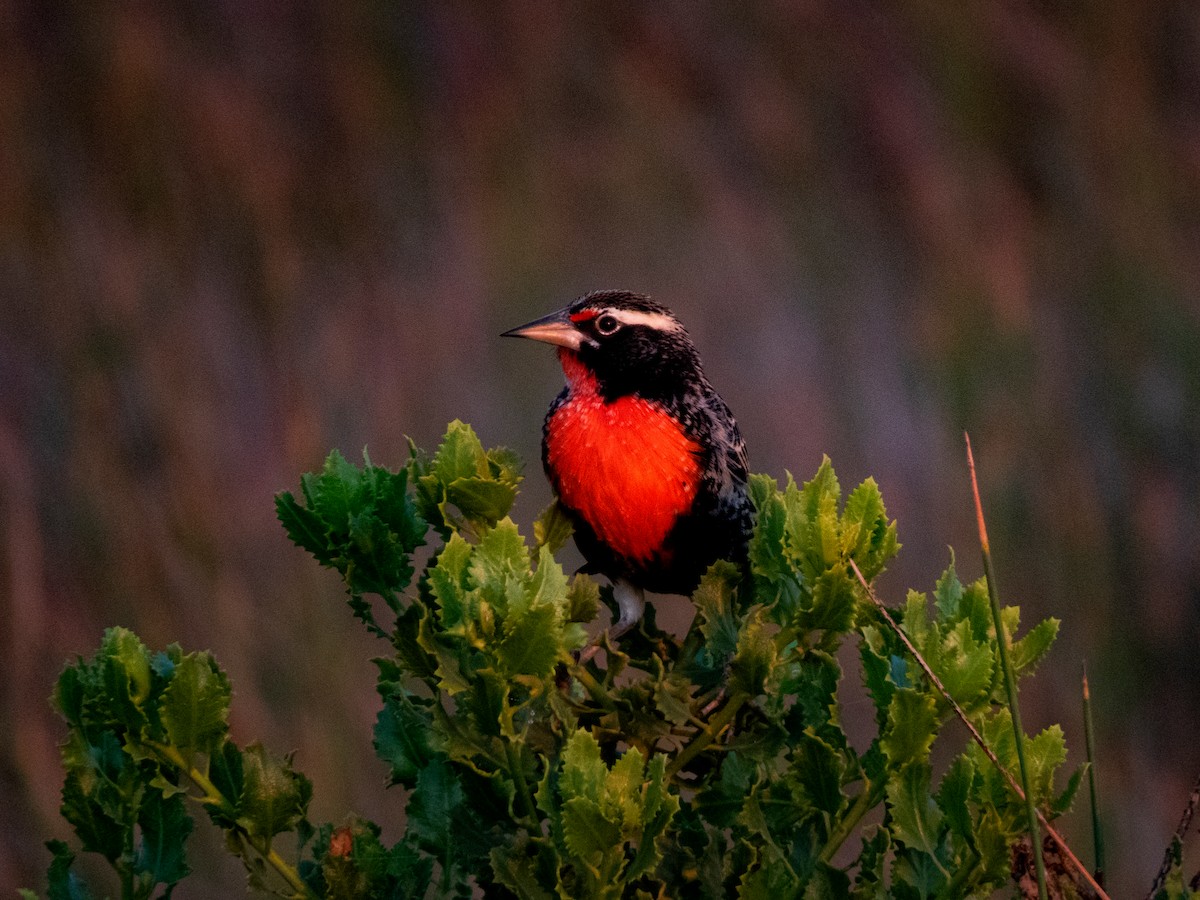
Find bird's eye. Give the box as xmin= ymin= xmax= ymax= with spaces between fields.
xmin=595 ymin=314 xmax=620 ymax=336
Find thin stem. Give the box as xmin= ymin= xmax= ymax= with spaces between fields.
xmin=504 ymin=741 xmax=544 ymax=836
xmin=145 ymin=741 xmax=317 ymax=900
xmin=819 ymin=776 xmax=885 ymax=864
xmin=566 ymin=656 xmax=618 ymax=711
xmin=1082 ymin=665 xmax=1105 ymax=887
xmin=966 ymin=433 xmax=1047 ymax=900
xmin=666 ymin=690 xmax=749 ymax=778
xmin=1146 ymin=771 xmax=1200 ymax=899
xmin=849 ymin=560 xmax=1110 ymax=900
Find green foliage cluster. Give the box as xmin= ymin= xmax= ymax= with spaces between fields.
xmin=34 ymin=420 xmax=1082 ymax=899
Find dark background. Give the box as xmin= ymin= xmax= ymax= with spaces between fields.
xmin=2 ymin=2 xmax=1198 ymax=896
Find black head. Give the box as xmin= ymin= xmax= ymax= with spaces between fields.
xmin=503 ymin=290 xmax=703 ymax=401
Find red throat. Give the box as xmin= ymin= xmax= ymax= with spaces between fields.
xmin=547 ymin=349 xmax=702 ymax=565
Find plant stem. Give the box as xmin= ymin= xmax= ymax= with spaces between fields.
xmin=819 ymin=776 xmax=885 ymax=864
xmin=566 ymin=656 xmax=618 ymax=711
xmin=966 ymin=434 xmax=1046 ymax=900
xmin=849 ymin=560 xmax=1110 ymax=900
xmin=666 ymin=690 xmax=749 ymax=778
xmin=504 ymin=741 xmax=544 ymax=835
xmin=1082 ymin=665 xmax=1105 ymax=887
xmin=145 ymin=740 xmax=317 ymax=900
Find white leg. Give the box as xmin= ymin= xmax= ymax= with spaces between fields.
xmin=610 ymin=578 xmax=645 ymax=638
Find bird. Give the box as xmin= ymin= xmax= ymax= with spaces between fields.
xmin=503 ymin=290 xmax=752 ymax=639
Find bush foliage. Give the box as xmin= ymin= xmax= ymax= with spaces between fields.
xmin=31 ymin=421 xmax=1086 ymax=899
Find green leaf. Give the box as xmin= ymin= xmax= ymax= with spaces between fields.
xmin=429 ymin=532 xmax=475 ymax=631
xmin=59 ymin=768 xmax=124 ymax=863
xmin=800 ymin=569 xmax=857 ymax=634
xmin=498 ymin=604 xmax=562 ymax=678
xmin=1050 ymin=764 xmax=1086 ymax=818
xmin=45 ymin=840 xmax=94 ymax=900
xmin=407 ymin=758 xmax=466 ymax=855
xmin=534 ymin=500 xmax=574 ymax=555
xmin=374 ymin=692 xmax=440 ymax=786
xmin=238 ymin=743 xmax=311 ymax=842
xmin=159 ymin=652 xmax=231 ymax=757
xmin=561 ymin=796 xmax=622 ymax=859
xmin=730 ymin=610 xmax=777 ymax=696
xmin=490 ymin=838 xmax=556 ymax=900
xmin=881 ymin=690 xmax=938 ymax=770
xmin=566 ymin=575 xmax=601 ymax=624
xmin=309 ymin=449 xmax=362 ymax=531
xmin=693 ymin=561 xmax=742 ymax=658
xmin=695 ymin=752 xmax=757 ymax=828
xmin=447 ymin=478 xmax=519 ymax=526
xmin=434 ymin=420 xmax=488 ymax=483
xmin=886 ymin=765 xmax=949 ymax=877
xmin=932 ymin=620 xmax=994 ymax=711
xmin=275 ymin=491 xmax=333 ymax=563
xmin=135 ymin=788 xmax=193 ymax=885
xmin=791 ymin=730 xmax=846 ymax=818
xmin=558 ymin=730 xmax=607 ymax=803
xmin=470 ymin=518 xmax=530 ymax=612
xmin=1008 ymin=617 xmax=1060 ymax=676
xmin=937 ymin=755 xmax=975 ymax=843
xmin=207 ymin=740 xmax=244 ymax=826
xmin=100 ymin=627 xmax=153 ymax=730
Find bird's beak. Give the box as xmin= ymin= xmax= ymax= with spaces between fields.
xmin=501 ymin=307 xmax=585 ymax=351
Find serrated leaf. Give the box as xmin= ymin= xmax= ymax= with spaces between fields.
xmin=498 ymin=604 xmax=561 ymax=678
xmin=730 ymin=610 xmax=777 ymax=696
xmin=60 ymin=769 xmax=124 ymax=863
xmin=447 ymin=478 xmax=518 ymax=526
xmin=800 ymin=569 xmax=857 ymax=634
xmin=529 ymin=544 xmax=569 ymax=609
xmin=694 ymin=752 xmax=757 ymax=827
xmin=429 ymin=532 xmax=475 ymax=631
xmin=469 ymin=518 xmax=530 ymax=612
xmin=1008 ymin=617 xmax=1060 ymax=676
xmin=135 ymin=788 xmax=192 ymax=885
xmin=434 ymin=420 xmax=488 ymax=483
xmin=367 ymin=463 xmax=426 ymax=552
xmin=561 ymin=796 xmax=622 ymax=858
xmin=490 ymin=839 xmax=556 ymax=900
xmin=159 ymin=653 xmax=231 ymax=757
xmin=534 ymin=501 xmax=574 ymax=555
xmin=933 ymin=620 xmax=994 ymax=711
xmin=407 ymin=758 xmax=466 ymax=854
xmin=559 ymin=731 xmax=607 ymax=802
xmin=309 ymin=450 xmax=363 ymax=530
xmin=207 ymin=740 xmax=244 ymax=826
xmin=693 ymin=561 xmax=742 ymax=658
xmin=374 ymin=692 xmax=440 ymax=786
xmin=238 ymin=743 xmax=311 ymax=842
xmin=937 ymin=755 xmax=975 ymax=843
xmin=100 ymin=627 xmax=152 ymax=730
xmin=1050 ymin=764 xmax=1085 ymax=818
xmin=791 ymin=730 xmax=846 ymax=818
xmin=881 ymin=689 xmax=938 ymax=769
xmin=886 ymin=765 xmax=948 ymax=875
xmin=274 ymin=492 xmax=333 ymax=563
xmin=45 ymin=840 xmax=94 ymax=900
xmin=566 ymin=575 xmax=600 ymax=624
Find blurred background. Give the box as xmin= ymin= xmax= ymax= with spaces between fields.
xmin=1 ymin=1 xmax=1198 ymax=895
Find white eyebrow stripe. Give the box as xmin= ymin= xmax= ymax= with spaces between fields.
xmin=606 ymin=308 xmax=682 ymax=332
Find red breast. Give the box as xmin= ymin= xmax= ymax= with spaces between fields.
xmin=546 ymin=349 xmax=702 ymax=565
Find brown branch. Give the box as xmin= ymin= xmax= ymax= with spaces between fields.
xmin=849 ymin=559 xmax=1110 ymax=900
xmin=1146 ymin=771 xmax=1200 ymax=899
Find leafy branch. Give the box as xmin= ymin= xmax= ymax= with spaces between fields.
xmin=29 ymin=420 xmax=1122 ymax=898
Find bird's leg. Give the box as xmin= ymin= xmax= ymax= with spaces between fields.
xmin=609 ymin=578 xmax=646 ymax=640
xmin=576 ymin=578 xmax=645 ymax=665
